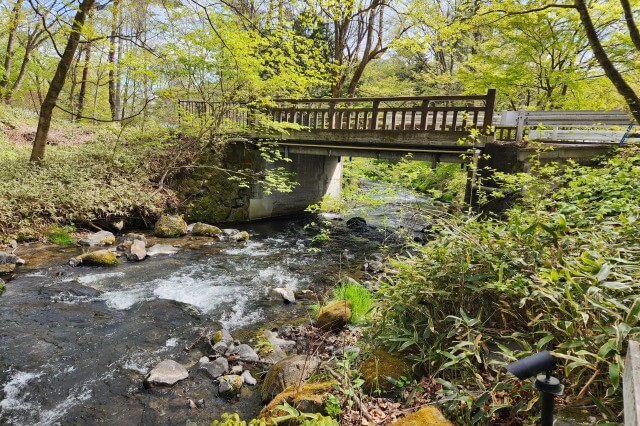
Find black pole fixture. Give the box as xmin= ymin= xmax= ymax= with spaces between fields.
xmin=505 ymin=351 xmax=564 ymax=426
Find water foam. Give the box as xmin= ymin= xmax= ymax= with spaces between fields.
xmin=0 ymin=370 xmax=43 ymax=422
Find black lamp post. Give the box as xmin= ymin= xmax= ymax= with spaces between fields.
xmin=505 ymin=351 xmax=564 ymax=426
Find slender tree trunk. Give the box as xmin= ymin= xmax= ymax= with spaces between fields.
xmin=1 ymin=0 xmax=23 ymax=98
xmin=574 ymin=0 xmax=640 ymax=122
xmin=108 ymin=0 xmax=121 ymax=121
xmin=76 ymin=41 xmax=92 ymax=120
xmin=30 ymin=0 xmax=95 ymax=163
xmin=620 ymin=0 xmax=640 ymax=52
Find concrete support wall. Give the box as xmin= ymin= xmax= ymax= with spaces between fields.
xmin=625 ymin=341 xmax=640 ymax=426
xmin=248 ymin=153 xmax=343 ymax=220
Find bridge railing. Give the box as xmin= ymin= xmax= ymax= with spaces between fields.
xmin=177 ymin=100 xmax=251 ymax=129
xmin=495 ymin=110 xmax=637 ymax=144
xmin=266 ymin=89 xmax=496 ymax=134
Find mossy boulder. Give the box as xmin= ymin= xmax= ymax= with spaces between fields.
xmin=261 ymin=355 xmax=321 ymax=403
xmin=154 ymin=215 xmax=187 ymax=238
xmin=316 ymin=300 xmax=352 ymax=330
xmin=259 ymin=381 xmax=333 ymax=421
xmin=191 ymin=222 xmax=222 ymax=237
xmin=79 ymin=250 xmax=118 ymax=267
xmin=390 ymin=407 xmax=453 ymax=426
xmin=359 ymin=351 xmax=411 ymax=394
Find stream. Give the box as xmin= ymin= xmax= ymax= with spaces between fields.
xmin=0 ymin=184 xmax=432 ymax=426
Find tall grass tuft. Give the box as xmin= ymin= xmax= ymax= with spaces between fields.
xmin=333 ymin=279 xmax=372 ymax=324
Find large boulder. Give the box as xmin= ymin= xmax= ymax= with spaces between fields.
xmin=154 ymin=215 xmax=188 ymax=238
xmin=0 ymin=252 xmax=25 ymax=266
xmin=79 ymin=231 xmax=116 ymax=246
xmin=390 ymin=407 xmax=453 ymax=426
xmin=359 ymin=351 xmax=411 ymax=394
xmin=259 ymin=382 xmax=333 ymax=420
xmin=261 ymin=355 xmax=321 ymax=403
xmin=191 ymin=223 xmax=222 ymax=237
xmin=73 ymin=250 xmax=118 ymax=267
xmin=146 ymin=360 xmax=189 ymax=386
xmin=316 ymin=300 xmax=352 ymax=330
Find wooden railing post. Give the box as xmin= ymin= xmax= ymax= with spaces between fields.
xmin=328 ymin=101 xmax=336 ymax=130
xmin=482 ymin=88 xmax=496 ymax=134
xmin=371 ymin=100 xmax=380 ymax=130
xmin=419 ymin=99 xmax=429 ymax=130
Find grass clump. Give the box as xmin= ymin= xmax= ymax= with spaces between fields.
xmin=332 ymin=279 xmax=372 ymax=324
xmin=47 ymin=226 xmax=76 ymax=246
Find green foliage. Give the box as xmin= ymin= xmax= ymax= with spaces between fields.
xmin=332 ymin=280 xmax=372 ymax=324
xmin=46 ymin=226 xmax=76 ymax=246
xmin=210 ymin=413 xmax=270 ymax=426
xmin=272 ymin=403 xmax=339 ymax=425
xmin=371 ymin=149 xmax=640 ymax=423
xmin=0 ymin=124 xmax=173 ymax=238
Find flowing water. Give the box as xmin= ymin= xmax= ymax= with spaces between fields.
xmin=0 ymin=184 xmax=433 ymax=426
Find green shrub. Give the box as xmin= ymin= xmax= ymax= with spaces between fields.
xmin=371 ymin=149 xmax=640 ymax=423
xmin=47 ymin=226 xmax=76 ymax=246
xmin=333 ymin=279 xmax=372 ymax=324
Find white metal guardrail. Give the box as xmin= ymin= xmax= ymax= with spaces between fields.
xmin=498 ymin=110 xmax=637 ymax=144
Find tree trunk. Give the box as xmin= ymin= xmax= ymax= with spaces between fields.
xmin=76 ymin=41 xmax=92 ymax=120
xmin=1 ymin=0 xmax=23 ymax=96
xmin=108 ymin=0 xmax=121 ymax=121
xmin=574 ymin=0 xmax=640 ymax=122
xmin=30 ymin=0 xmax=95 ymax=163
xmin=620 ymin=0 xmax=640 ymax=52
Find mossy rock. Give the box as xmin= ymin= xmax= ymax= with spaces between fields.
xmin=80 ymin=250 xmax=118 ymax=267
xmin=154 ymin=214 xmax=187 ymax=238
xmin=390 ymin=406 xmax=453 ymax=426
xmin=316 ymin=300 xmax=352 ymax=330
xmin=191 ymin=222 xmax=222 ymax=237
xmin=259 ymin=381 xmax=334 ymax=421
xmin=0 ymin=278 xmax=5 ymax=295
xmin=261 ymin=355 xmax=321 ymax=403
xmin=359 ymin=351 xmax=411 ymax=394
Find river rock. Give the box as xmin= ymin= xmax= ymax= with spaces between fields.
xmin=72 ymin=249 xmax=118 ymax=267
xmin=359 ymin=351 xmax=411 ymax=394
xmin=146 ymin=244 xmax=179 ymax=256
xmin=259 ymin=382 xmax=333 ymax=420
xmin=241 ymin=370 xmax=257 ymax=386
xmin=199 ymin=356 xmax=210 ymax=365
xmin=366 ymin=260 xmax=384 ymax=273
xmin=229 ymin=231 xmax=250 ymax=242
xmin=259 ymin=345 xmax=288 ymax=365
xmin=390 ymin=407 xmax=453 ymax=426
xmin=271 ymin=287 xmax=295 ymax=304
xmin=231 ymin=365 xmax=243 ymax=374
xmin=212 ymin=341 xmax=228 ymax=355
xmin=146 ymin=360 xmax=189 ymax=386
xmin=346 ymin=216 xmax=367 ymax=231
xmin=229 ymin=344 xmax=259 ymax=362
xmin=262 ymin=330 xmax=296 ymax=353
xmin=200 ymin=357 xmax=228 ymax=379
xmin=218 ymin=374 xmax=243 ymax=396
xmin=191 ymin=223 xmax=222 ymax=237
xmin=316 ymin=300 xmax=352 ymax=330
xmin=126 ymin=240 xmax=147 ymax=261
xmin=154 ymin=214 xmax=188 ymax=238
xmin=261 ymin=355 xmax=321 ymax=403
xmin=123 ymin=233 xmax=147 ymax=245
xmin=212 ymin=328 xmax=233 ymax=345
xmin=222 ymin=229 xmax=240 ymax=237
xmin=80 ymin=231 xmax=116 ymax=246
xmin=0 ymin=251 xmax=25 ymax=266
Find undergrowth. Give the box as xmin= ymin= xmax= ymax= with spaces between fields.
xmin=0 ymin=125 xmax=177 ymax=240
xmin=371 ymin=148 xmax=640 ymax=424
xmin=333 ymin=280 xmax=372 ymax=324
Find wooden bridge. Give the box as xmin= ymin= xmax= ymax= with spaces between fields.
xmin=178 ymin=89 xmax=496 ymax=163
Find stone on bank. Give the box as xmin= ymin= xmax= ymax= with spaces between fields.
xmin=154 ymin=214 xmax=188 ymax=238
xmin=146 ymin=360 xmax=189 ymax=386
xmin=190 ymin=222 xmax=222 ymax=237
xmin=261 ymin=354 xmax=321 ymax=403
xmin=390 ymin=406 xmax=453 ymax=426
xmin=316 ymin=300 xmax=352 ymax=330
xmin=70 ymin=249 xmax=118 ymax=267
